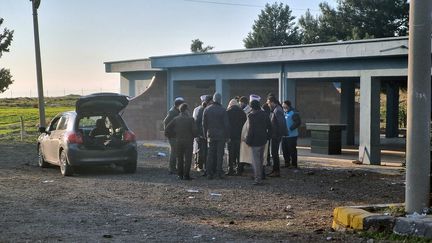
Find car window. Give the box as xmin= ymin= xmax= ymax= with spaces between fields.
xmin=56 ymin=116 xmax=68 ymax=130
xmin=49 ymin=117 xmax=61 ymax=131
xmin=79 ymin=116 xmax=102 ymax=128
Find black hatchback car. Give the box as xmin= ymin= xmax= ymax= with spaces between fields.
xmin=37 ymin=93 xmax=137 ymax=176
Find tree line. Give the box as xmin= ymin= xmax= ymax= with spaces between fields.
xmin=193 ymin=0 xmax=409 ymax=52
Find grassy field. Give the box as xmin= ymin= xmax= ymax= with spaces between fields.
xmin=0 ymin=96 xmax=78 ymax=142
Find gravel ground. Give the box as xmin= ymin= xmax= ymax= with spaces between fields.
xmin=0 ymin=142 xmax=405 ymax=242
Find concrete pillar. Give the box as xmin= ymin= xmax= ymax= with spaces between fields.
xmin=167 ymin=71 xmax=173 ymax=110
xmin=129 ymin=80 xmax=136 ymax=97
xmin=359 ymin=75 xmax=381 ymax=165
xmin=385 ymin=83 xmax=399 ymax=138
xmin=340 ymin=81 xmax=355 ymax=145
xmin=279 ymin=64 xmax=286 ymax=102
xmin=405 ymin=0 xmax=432 ymax=213
xmin=215 ymin=78 xmax=229 ymax=106
xmin=285 ymin=79 xmax=296 ymax=107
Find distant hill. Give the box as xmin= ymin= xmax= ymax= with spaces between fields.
xmin=0 ymin=95 xmax=80 ymax=108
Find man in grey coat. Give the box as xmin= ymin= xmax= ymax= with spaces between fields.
xmin=163 ymin=97 xmax=184 ymax=174
xmin=202 ymin=92 xmax=230 ymax=179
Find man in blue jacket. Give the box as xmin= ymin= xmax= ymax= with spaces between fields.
xmin=282 ymin=100 xmax=301 ymax=168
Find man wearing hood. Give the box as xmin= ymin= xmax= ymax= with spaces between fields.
xmin=226 ymin=99 xmax=247 ymax=175
xmin=202 ymin=92 xmax=230 ymax=179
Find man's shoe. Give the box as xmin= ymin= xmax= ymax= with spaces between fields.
xmin=225 ymin=170 xmax=235 ymax=176
xmin=267 ymin=171 xmax=280 ymax=177
xmin=253 ymin=181 xmax=263 ymax=186
xmin=184 ymin=175 xmax=193 ymax=180
xmin=177 ymin=175 xmax=184 ymax=180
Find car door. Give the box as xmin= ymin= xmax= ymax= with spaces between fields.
xmin=49 ymin=115 xmax=69 ymax=164
xmin=43 ymin=116 xmax=61 ymax=163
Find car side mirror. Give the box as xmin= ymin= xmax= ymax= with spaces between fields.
xmin=39 ymin=127 xmax=50 ymax=134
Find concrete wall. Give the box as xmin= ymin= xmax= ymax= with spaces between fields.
xmin=122 ymin=72 xmax=167 ymax=140
xmin=120 ymin=71 xmax=155 ymax=97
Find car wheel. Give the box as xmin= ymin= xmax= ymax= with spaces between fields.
xmin=38 ymin=146 xmax=49 ymax=168
xmin=123 ymin=160 xmax=137 ymax=174
xmin=60 ymin=150 xmax=73 ymax=176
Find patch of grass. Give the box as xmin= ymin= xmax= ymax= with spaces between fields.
xmin=359 ymin=231 xmax=432 ymax=243
xmin=0 ymin=96 xmax=77 ymax=142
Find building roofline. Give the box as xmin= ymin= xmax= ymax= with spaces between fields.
xmin=150 ymin=36 xmax=409 ymax=59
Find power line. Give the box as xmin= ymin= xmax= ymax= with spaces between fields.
xmin=183 ymin=0 xmax=320 ymax=12
xmin=184 ymin=0 xmax=262 ymax=8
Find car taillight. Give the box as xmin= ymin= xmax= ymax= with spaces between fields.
xmin=66 ymin=132 xmax=83 ymax=144
xmin=123 ymin=130 xmax=136 ymax=142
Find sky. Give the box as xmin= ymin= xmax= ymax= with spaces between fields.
xmin=0 ymin=0 xmax=336 ymax=98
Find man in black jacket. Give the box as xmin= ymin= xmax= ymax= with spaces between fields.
xmin=266 ymin=96 xmax=287 ymax=177
xmin=165 ymin=103 xmax=198 ymax=180
xmin=202 ymin=92 xmax=230 ymax=179
xmin=226 ymin=99 xmax=247 ymax=175
xmin=163 ymin=97 xmax=184 ymax=174
xmin=245 ymin=100 xmax=272 ymax=185
xmin=192 ymin=95 xmax=212 ymax=173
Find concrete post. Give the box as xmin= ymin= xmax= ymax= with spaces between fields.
xmin=31 ymin=0 xmax=46 ymax=128
xmin=167 ymin=71 xmax=173 ymax=111
xmin=286 ymin=79 xmax=296 ymax=107
xmin=359 ymin=75 xmax=381 ymax=165
xmin=385 ymin=83 xmax=399 ymax=138
xmin=129 ymin=80 xmax=136 ymax=97
xmin=215 ymin=78 xmax=229 ymax=106
xmin=405 ymin=0 xmax=432 ymax=214
xmin=279 ymin=64 xmax=286 ymax=102
xmin=340 ymin=81 xmax=355 ymax=145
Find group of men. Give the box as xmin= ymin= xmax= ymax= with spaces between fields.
xmin=163 ymin=92 xmax=301 ymax=185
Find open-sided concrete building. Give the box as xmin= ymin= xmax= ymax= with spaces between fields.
xmin=105 ymin=36 xmax=428 ymax=165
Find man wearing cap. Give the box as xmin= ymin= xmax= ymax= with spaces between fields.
xmin=239 ymin=94 xmax=261 ymax=174
xmin=245 ymin=99 xmax=272 ymax=185
xmin=192 ymin=95 xmax=212 ymax=173
xmin=226 ymin=98 xmax=247 ymax=175
xmin=165 ymin=103 xmax=198 ymax=180
xmin=202 ymin=92 xmax=230 ymax=179
xmin=163 ymin=97 xmax=184 ymax=174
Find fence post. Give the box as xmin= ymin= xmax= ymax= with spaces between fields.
xmin=20 ymin=116 xmax=26 ymax=141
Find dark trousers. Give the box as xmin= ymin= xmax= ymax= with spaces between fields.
xmin=266 ymin=139 xmax=271 ymax=166
xmin=176 ymin=140 xmax=193 ymax=178
xmin=282 ymin=136 xmax=298 ymax=167
xmin=228 ymin=139 xmax=241 ymax=173
xmin=168 ymin=138 xmax=177 ymax=172
xmin=207 ymin=140 xmax=225 ymax=176
xmin=271 ymin=137 xmax=282 ymax=172
xmin=194 ymin=137 xmax=207 ymax=170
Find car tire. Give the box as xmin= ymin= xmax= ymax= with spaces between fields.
xmin=38 ymin=146 xmax=49 ymax=168
xmin=60 ymin=150 xmax=73 ymax=176
xmin=123 ymin=160 xmax=137 ymax=174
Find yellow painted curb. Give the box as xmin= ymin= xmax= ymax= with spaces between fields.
xmin=332 ymin=207 xmax=377 ymax=230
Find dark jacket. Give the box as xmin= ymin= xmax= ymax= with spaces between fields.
xmin=227 ymin=105 xmax=247 ymax=140
xmin=202 ymin=102 xmax=230 ymax=141
xmin=245 ymin=109 xmax=272 ymax=147
xmin=270 ymin=105 xmax=288 ymax=139
xmin=193 ymin=105 xmax=205 ymax=137
xmin=165 ymin=113 xmax=198 ymax=142
xmin=163 ymin=106 xmax=180 ymax=138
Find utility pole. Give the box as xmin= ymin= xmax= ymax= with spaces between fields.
xmin=405 ymin=0 xmax=432 ymax=214
xmin=30 ymin=0 xmax=46 ymax=127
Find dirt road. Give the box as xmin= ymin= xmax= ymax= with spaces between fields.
xmin=0 ymin=142 xmax=404 ymax=242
